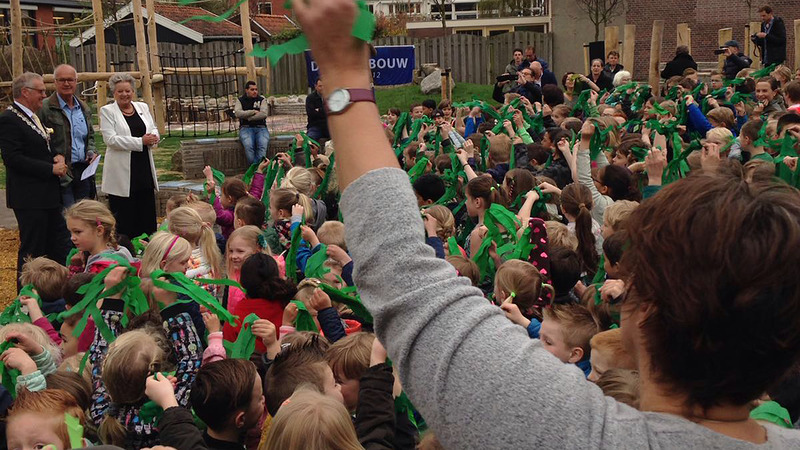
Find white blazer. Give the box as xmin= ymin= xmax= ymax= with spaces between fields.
xmin=99 ymin=101 xmax=159 ymax=197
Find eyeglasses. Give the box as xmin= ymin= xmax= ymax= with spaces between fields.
xmin=56 ymin=78 xmax=77 ymax=83
xmin=23 ymin=86 xmax=46 ymax=94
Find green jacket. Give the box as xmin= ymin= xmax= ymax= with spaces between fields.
xmin=37 ymin=92 xmax=95 ymax=165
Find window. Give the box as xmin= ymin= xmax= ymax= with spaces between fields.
xmin=455 ymin=29 xmax=482 ymax=36
xmin=257 ymin=2 xmax=272 ymax=14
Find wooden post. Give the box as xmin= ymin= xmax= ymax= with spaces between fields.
xmin=676 ymin=23 xmax=691 ymax=53
xmin=145 ymin=0 xmax=166 ymax=134
xmin=131 ymin=0 xmax=154 ymax=115
xmin=604 ymin=26 xmax=620 ymax=55
xmin=91 ymin=0 xmax=108 ymax=108
xmin=583 ymin=44 xmax=590 ymax=75
xmin=795 ymin=20 xmax=800 ymax=72
xmin=718 ymin=28 xmax=732 ymax=71
xmin=10 ymin=0 xmax=23 ymax=78
xmin=622 ymin=24 xmax=635 ymax=77
xmin=749 ymin=21 xmax=762 ymax=68
xmin=239 ymin=1 xmax=257 ymax=82
xmin=648 ymin=20 xmax=664 ymax=92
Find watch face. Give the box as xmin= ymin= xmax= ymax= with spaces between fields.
xmin=328 ymin=89 xmax=351 ymax=113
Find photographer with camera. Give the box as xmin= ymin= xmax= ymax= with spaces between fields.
xmin=751 ymin=5 xmax=786 ymax=67
xmin=718 ymin=40 xmax=752 ymax=80
xmin=492 ymin=68 xmax=542 ymax=104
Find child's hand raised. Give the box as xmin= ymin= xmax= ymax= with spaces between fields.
xmin=145 ymin=372 xmax=179 ymax=410
xmin=202 ymin=165 xmax=213 ymax=182
xmin=599 ymin=279 xmax=625 ymax=304
xmin=5 ymin=332 xmax=44 ymax=356
xmin=500 ymin=301 xmax=531 ymax=328
xmin=282 ymin=302 xmax=299 ymax=326
xmin=309 ymin=288 xmax=332 ymax=311
xmin=1 ymin=347 xmax=37 ymax=375
xmin=103 ymin=266 xmax=129 ymax=298
xmin=300 ymin=225 xmax=320 ymax=247
xmin=251 ymin=319 xmax=278 ymax=347
xmin=202 ymin=311 xmax=221 ymax=334
xmin=291 ymin=204 xmax=304 ymax=218
xmin=257 ymin=158 xmax=271 ymax=173
xmin=422 ymin=211 xmax=439 ymax=238
xmin=783 ymin=156 xmax=798 ymax=171
xmin=18 ymin=295 xmax=43 ymax=322
xmin=538 ymin=181 xmax=561 ymax=196
xmin=326 ymin=244 xmax=352 ymax=265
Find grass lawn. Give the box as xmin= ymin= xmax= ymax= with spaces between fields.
xmin=0 ymin=83 xmax=496 ymax=184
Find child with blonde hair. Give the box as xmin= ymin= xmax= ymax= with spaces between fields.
xmin=168 ymin=206 xmax=223 ymax=281
xmin=6 ymin=388 xmax=89 ymax=449
xmin=596 ymin=369 xmax=640 ymax=409
xmin=281 ymin=167 xmax=327 ymax=230
xmin=65 ymin=199 xmax=135 ymax=274
xmin=601 ymin=200 xmax=638 ymax=238
xmin=263 ymin=386 xmax=360 ymax=450
xmin=19 ymin=256 xmax=69 ymax=330
xmin=545 ymin=221 xmax=578 ymax=251
xmin=588 ymin=328 xmax=636 ymax=382
xmin=446 ymin=255 xmax=480 ymax=286
xmin=266 ymin=188 xmax=313 ymax=253
xmin=225 ymin=225 xmax=276 ymax=311
xmin=0 ymin=327 xmax=60 ymax=393
xmin=138 ymin=231 xmax=193 ymax=278
xmin=325 ymin=332 xmax=374 ymax=411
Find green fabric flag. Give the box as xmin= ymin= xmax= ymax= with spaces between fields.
xmin=65 ymin=248 xmax=79 ymax=267
xmin=242 ymin=162 xmax=260 ymax=187
xmin=484 ymin=203 xmax=520 ymax=246
xmin=131 ymin=233 xmax=149 ymax=257
xmin=305 ymin=244 xmax=331 ymax=279
xmin=408 ymin=156 xmax=429 ymax=184
xmin=299 ymin=132 xmax=320 ymax=168
xmin=205 ymin=167 xmax=225 ymax=205
xmin=318 ymin=283 xmax=373 ymax=324
xmin=292 ymin=300 xmax=318 ymax=332
xmin=592 ymin=254 xmax=607 ymax=285
xmin=65 ymin=413 xmax=84 ymax=448
xmin=0 ymin=340 xmax=21 ymax=398
xmin=447 ymin=237 xmax=460 ymax=256
xmin=506 ymin=226 xmax=533 ymax=261
xmin=750 ymin=63 xmax=778 ymax=79
xmin=226 ymin=313 xmax=260 ymax=360
xmin=0 ymin=284 xmax=38 ymax=326
xmin=471 ymin=235 xmax=496 ymax=280
xmin=285 ymin=220 xmax=304 ymax=282
xmin=148 ymin=270 xmax=238 ymax=326
xmin=255 ymin=0 xmax=376 ymax=65
xmin=750 ymin=400 xmax=792 ymax=428
xmin=392 ymin=112 xmax=411 ymax=147
xmin=394 ymin=391 xmax=419 ymax=430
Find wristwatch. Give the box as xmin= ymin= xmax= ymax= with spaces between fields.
xmin=325 ymin=88 xmax=375 ymax=115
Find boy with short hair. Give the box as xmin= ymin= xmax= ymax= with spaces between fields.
xmin=234 ymin=197 xmax=266 ymax=229
xmin=412 ymin=174 xmax=446 ymax=207
xmin=785 ymin=80 xmax=800 ymax=112
xmin=264 ymin=338 xmax=344 ymax=417
xmin=19 ymin=257 xmax=68 ymax=325
xmin=540 ymin=303 xmax=599 ymax=377
xmin=736 ymin=118 xmax=773 ymax=162
xmin=325 ymin=332 xmax=374 ymax=411
xmin=601 ymin=200 xmax=639 ymax=238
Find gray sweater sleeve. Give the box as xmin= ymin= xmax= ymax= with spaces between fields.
xmin=577 ymin=150 xmax=614 ymax=224
xmin=341 ymin=167 xmax=800 ymax=449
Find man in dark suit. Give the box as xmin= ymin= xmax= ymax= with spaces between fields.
xmin=0 ymin=72 xmax=71 ymax=282
xmin=751 ymin=5 xmax=786 ymax=67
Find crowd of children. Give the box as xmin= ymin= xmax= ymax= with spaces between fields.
xmin=4 ymin=1 xmax=800 ymax=447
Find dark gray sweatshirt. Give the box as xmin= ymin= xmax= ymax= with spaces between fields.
xmin=341 ymin=167 xmax=800 ymax=449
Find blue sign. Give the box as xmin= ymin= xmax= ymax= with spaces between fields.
xmin=305 ymin=45 xmax=415 ymax=88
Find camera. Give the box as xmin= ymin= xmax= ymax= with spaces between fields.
xmin=713 ymin=48 xmax=727 ymax=55
xmin=496 ymin=74 xmax=516 ymax=83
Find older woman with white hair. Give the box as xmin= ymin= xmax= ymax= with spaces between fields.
xmin=612 ymin=70 xmax=632 ymax=87
xmin=99 ymin=72 xmax=159 ymax=238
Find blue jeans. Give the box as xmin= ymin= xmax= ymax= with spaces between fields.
xmin=240 ymin=126 xmax=269 ymax=165
xmin=61 ymin=162 xmax=94 ymax=207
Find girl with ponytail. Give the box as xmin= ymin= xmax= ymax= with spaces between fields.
xmin=223 ymin=252 xmax=297 ymax=353
xmin=65 ymin=199 xmax=136 ymax=274
xmin=560 ymin=183 xmax=602 ymax=279
xmin=168 ymin=206 xmax=223 ymax=281
xmin=465 ymin=175 xmax=509 ymax=257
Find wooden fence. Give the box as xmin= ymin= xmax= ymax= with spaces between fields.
xmin=63 ymin=31 xmax=551 ymax=96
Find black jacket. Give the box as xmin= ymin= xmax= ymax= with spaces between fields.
xmin=752 ymin=17 xmax=786 ymax=66
xmin=588 ymin=72 xmax=614 ymax=92
xmin=661 ymin=53 xmax=698 ymax=79
xmin=723 ymin=53 xmax=752 ymax=80
xmin=305 ymin=89 xmax=329 ymax=137
xmin=355 ymin=363 xmax=418 ymax=449
xmin=0 ymin=104 xmax=62 ymax=210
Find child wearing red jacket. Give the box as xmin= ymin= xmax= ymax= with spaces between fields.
xmin=223 ymin=253 xmax=296 ymax=353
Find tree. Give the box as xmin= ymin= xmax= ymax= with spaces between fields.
xmin=575 ymin=0 xmax=625 ymax=42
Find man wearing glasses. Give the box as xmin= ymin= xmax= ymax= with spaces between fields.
xmin=0 ymin=72 xmax=71 ymax=282
xmin=38 ymin=64 xmax=96 ymax=206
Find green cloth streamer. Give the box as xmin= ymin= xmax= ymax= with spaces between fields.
xmin=750 ymin=401 xmax=792 ymax=428
xmin=479 ymin=135 xmax=490 ymax=172
xmin=131 ymin=233 xmax=149 ymax=257
xmin=292 ymin=300 xmax=318 ymax=332
xmin=592 ymin=254 xmax=607 ymax=285
xmin=471 ymin=234 xmax=496 ymax=280
xmin=65 ymin=413 xmax=84 ymax=448
xmin=484 ymin=203 xmax=520 ymax=246
xmin=392 ymin=112 xmax=411 ymax=147
xmin=447 ymin=237 xmax=460 ymax=256
xmin=138 ymin=400 xmax=164 ymax=425
xmin=205 ymin=167 xmax=226 ymax=205
xmin=179 ymin=0 xmax=246 ymax=23
xmin=65 ymin=248 xmax=79 ymax=267
xmin=148 ymin=270 xmax=239 ymax=325
xmin=226 ymin=313 xmax=260 ymax=360
xmin=242 ymin=162 xmax=260 ymax=187
xmin=569 ymin=90 xmax=594 ymax=117
xmin=256 ymin=0 xmax=376 ymax=65
xmin=506 ymin=226 xmax=533 ymax=261
xmin=318 ymin=283 xmax=373 ymax=324
xmin=299 ymin=132 xmax=320 ymax=168
xmin=0 ymin=284 xmax=39 ymax=326
xmin=773 ymin=135 xmax=799 ymax=187
xmin=305 ymin=244 xmax=331 ymax=279
xmin=750 ymin=63 xmax=778 ymax=79
xmin=0 ymin=340 xmax=21 ymax=398
xmin=285 ymin=220 xmax=304 ymax=282
xmin=408 ymin=156 xmax=429 ymax=184
xmin=394 ymin=391 xmax=419 ymax=430
xmin=313 ymin=152 xmax=335 ymax=199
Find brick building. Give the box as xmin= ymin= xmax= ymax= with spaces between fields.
xmin=625 ymin=0 xmax=799 ymax=79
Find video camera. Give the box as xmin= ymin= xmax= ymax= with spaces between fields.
xmin=496 ymin=74 xmax=516 ymax=83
